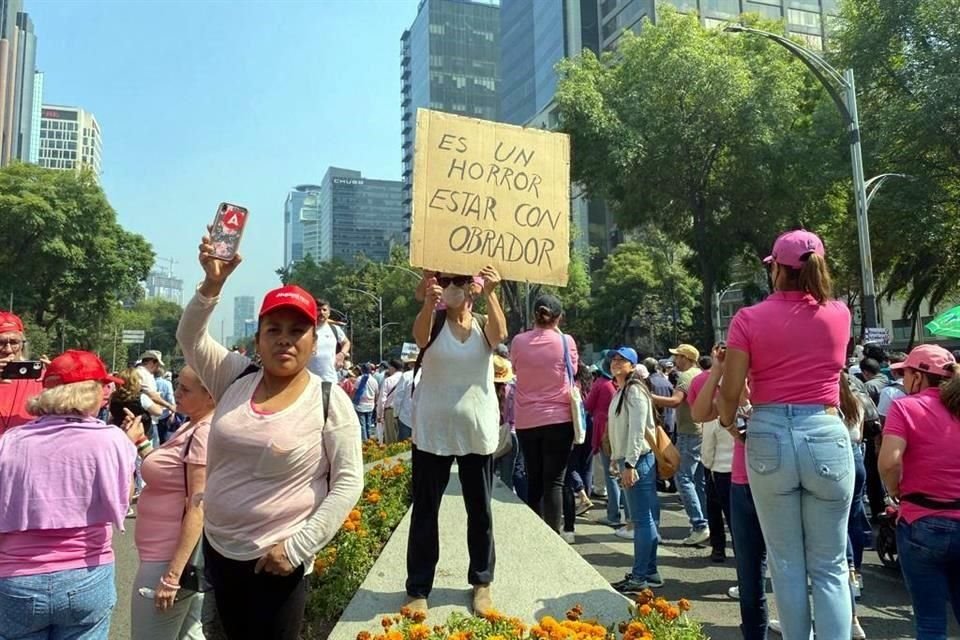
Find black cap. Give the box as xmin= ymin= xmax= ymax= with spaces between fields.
xmin=533 ymin=293 xmax=563 ymax=319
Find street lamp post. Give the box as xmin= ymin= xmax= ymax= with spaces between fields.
xmin=724 ymin=25 xmax=879 ymax=330
xmin=347 ymin=287 xmax=383 ymax=362
xmin=865 ymin=173 xmax=912 ymax=209
xmin=713 ymin=281 xmax=748 ymax=345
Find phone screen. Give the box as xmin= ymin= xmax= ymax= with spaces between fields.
xmin=1 ymin=361 xmax=43 ymax=379
xmin=210 ymin=202 xmax=249 ymax=261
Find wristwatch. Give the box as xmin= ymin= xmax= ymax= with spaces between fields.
xmin=624 ymin=462 xmax=635 ymax=469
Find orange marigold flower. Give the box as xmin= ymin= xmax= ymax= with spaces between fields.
xmin=399 ymin=606 xmax=412 ymax=619
xmin=678 ymin=598 xmax=691 ymax=612
xmin=349 ymin=508 xmax=362 ymax=522
xmin=408 ymin=624 xmax=430 ymax=640
xmin=381 ymin=617 xmax=393 ymax=628
xmin=410 ymin=610 xmax=427 ymax=623
xmin=366 ymin=492 xmax=382 ymax=504
xmin=379 ymin=510 xmax=388 ymax=519
xmin=386 ymin=631 xmax=403 ymax=640
xmin=343 ymin=521 xmax=358 ymax=532
xmin=638 ymin=604 xmax=652 ymax=617
xmin=357 ymin=632 xmax=372 ymax=640
xmin=664 ymin=607 xmax=679 ymax=621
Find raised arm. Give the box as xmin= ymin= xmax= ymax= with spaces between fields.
xmin=176 ymin=230 xmax=251 ymax=400
xmin=479 ymin=265 xmax=508 ymax=348
xmin=413 ymin=276 xmax=442 ymax=348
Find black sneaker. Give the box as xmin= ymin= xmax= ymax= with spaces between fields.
xmin=645 ymin=573 xmax=665 ymax=588
xmin=611 ymin=575 xmax=648 ymax=594
xmin=711 ymin=549 xmax=726 ymax=563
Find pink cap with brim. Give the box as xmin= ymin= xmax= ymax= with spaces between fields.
xmin=764 ymin=230 xmax=825 ymax=269
xmin=890 ymin=344 xmax=956 ymax=377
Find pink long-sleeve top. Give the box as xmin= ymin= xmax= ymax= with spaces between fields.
xmin=0 ymin=415 xmax=137 ymax=577
xmin=511 ymin=328 xmax=579 ymax=429
xmin=176 ymin=290 xmax=364 ymax=569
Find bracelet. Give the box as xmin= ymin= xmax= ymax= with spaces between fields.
xmin=159 ymin=577 xmax=181 ymax=590
xmin=137 ymin=441 xmax=152 ymax=453
xmin=134 ymin=436 xmax=148 ymax=446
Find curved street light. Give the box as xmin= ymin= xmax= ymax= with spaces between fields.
xmin=381 ymin=264 xmax=423 ymax=280
xmin=724 ymin=24 xmax=878 ymax=330
xmin=865 ymin=173 xmax=912 ymax=209
xmin=714 ymin=280 xmax=749 ymax=344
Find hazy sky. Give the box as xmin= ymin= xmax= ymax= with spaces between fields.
xmin=30 ymin=0 xmax=417 ymax=341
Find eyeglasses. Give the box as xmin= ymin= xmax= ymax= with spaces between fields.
xmin=0 ymin=339 xmax=24 ymax=349
xmin=437 ymin=276 xmax=472 ymax=288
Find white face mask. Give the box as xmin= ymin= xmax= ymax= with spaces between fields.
xmin=442 ymin=285 xmax=466 ymax=308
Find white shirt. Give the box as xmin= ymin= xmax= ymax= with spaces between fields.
xmin=392 ymin=369 xmax=420 ymax=427
xmin=412 ymin=319 xmax=498 ymax=456
xmin=377 ymin=371 xmax=403 ymax=421
xmin=701 ymin=420 xmax=734 ymax=473
xmin=307 ymin=322 xmax=346 ymax=383
xmin=136 ymin=365 xmax=159 ymax=423
xmin=607 ymin=383 xmax=655 ymax=467
xmin=353 ymin=374 xmax=379 ymax=413
xmin=877 ymin=380 xmax=906 ymax=418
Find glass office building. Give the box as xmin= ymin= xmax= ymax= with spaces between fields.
xmin=283 ymin=184 xmax=321 ymax=267
xmin=599 ymin=0 xmax=837 ymax=51
xmin=301 ymin=167 xmax=404 ymax=265
xmin=401 ymin=0 xmax=500 ymax=239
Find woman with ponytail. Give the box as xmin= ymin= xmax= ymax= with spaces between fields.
xmin=718 ymin=229 xmax=854 ymax=640
xmin=879 ymin=344 xmax=960 ymax=638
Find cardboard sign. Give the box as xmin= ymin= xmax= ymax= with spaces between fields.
xmin=400 ymin=342 xmax=420 ymax=362
xmin=410 ymin=109 xmax=570 ymax=286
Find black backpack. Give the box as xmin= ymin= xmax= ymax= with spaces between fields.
xmin=234 ymin=364 xmax=332 ymax=421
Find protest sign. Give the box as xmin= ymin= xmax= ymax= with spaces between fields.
xmin=409 ymin=109 xmax=570 ymax=286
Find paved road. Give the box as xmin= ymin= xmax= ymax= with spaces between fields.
xmin=111 ymin=492 xmax=952 ymax=639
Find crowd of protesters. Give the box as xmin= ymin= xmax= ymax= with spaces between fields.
xmin=1 ymin=226 xmax=958 ymax=640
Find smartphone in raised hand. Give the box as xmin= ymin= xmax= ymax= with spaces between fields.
xmin=1 ymin=361 xmax=43 ymax=379
xmin=209 ymin=202 xmax=249 ymax=261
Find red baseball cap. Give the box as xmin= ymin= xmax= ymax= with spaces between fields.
xmin=43 ymin=350 xmax=125 ymax=389
xmin=891 ymin=344 xmax=956 ymax=378
xmin=259 ymin=285 xmax=318 ymax=323
xmin=0 ymin=311 xmax=24 ymax=334
xmin=763 ymin=230 xmax=825 ymax=269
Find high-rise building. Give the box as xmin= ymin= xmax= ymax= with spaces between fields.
xmin=233 ymin=296 xmax=255 ymax=342
xmin=599 ymin=0 xmax=836 ymax=52
xmin=28 ymin=69 xmax=40 ymax=163
xmin=283 ymin=184 xmax=322 ymax=267
xmin=400 ymin=0 xmax=500 ymax=239
xmin=37 ymin=105 xmax=103 ymax=178
xmin=144 ymin=270 xmax=184 ymax=306
xmin=0 ymin=1 xmax=38 ymax=165
xmin=302 ymin=167 xmax=404 ymax=264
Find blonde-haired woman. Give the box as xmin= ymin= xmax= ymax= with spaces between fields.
xmin=0 ymin=350 xmax=137 ymax=639
xmin=130 ymin=365 xmax=214 ymax=640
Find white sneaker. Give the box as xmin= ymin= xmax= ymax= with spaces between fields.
xmin=614 ymin=526 xmax=634 ymax=540
xmin=768 ymin=619 xmax=782 ymax=635
xmin=727 ymin=586 xmax=739 ymax=600
xmin=681 ymin=528 xmax=710 ymax=546
xmin=560 ymin=531 xmax=575 ymax=544
xmin=852 ymin=619 xmax=866 ymax=639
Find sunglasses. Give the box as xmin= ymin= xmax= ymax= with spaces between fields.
xmin=437 ymin=276 xmax=472 ymax=288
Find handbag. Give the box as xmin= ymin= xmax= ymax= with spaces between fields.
xmin=643 ymin=405 xmax=681 ymax=480
xmin=177 ymin=429 xmax=208 ymax=597
xmin=493 ymin=422 xmax=514 ymax=459
xmin=560 ymin=332 xmax=587 ymax=445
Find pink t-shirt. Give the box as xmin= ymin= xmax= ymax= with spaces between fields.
xmin=883 ymin=388 xmax=960 ymax=524
xmin=511 ymin=329 xmax=578 ymax=429
xmin=687 ymin=371 xmax=749 ymax=484
xmin=726 ymin=291 xmax=850 ymax=406
xmin=0 ymin=526 xmax=113 ymax=578
xmin=135 ymin=418 xmax=210 ymax=562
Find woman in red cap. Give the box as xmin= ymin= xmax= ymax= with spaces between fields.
xmin=175 ymin=230 xmax=363 ymax=640
xmin=879 ymin=344 xmax=960 ymax=638
xmin=0 ymin=350 xmax=137 ymax=639
xmin=718 ymin=229 xmax=854 ymax=640
xmin=0 ymin=310 xmax=44 ymax=437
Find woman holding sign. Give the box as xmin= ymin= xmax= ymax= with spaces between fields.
xmin=406 ymin=266 xmax=507 ymax=616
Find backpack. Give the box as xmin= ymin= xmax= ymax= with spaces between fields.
xmin=234 ymin=364 xmax=332 ymax=421
xmin=411 ymin=309 xmax=488 ymax=393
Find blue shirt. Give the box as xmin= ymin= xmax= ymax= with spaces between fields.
xmin=155 ymin=377 xmax=175 ymax=420
xmin=649 ymin=372 xmax=676 ymax=431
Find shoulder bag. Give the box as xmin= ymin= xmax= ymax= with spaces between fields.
xmin=560 ymin=332 xmax=587 ymax=445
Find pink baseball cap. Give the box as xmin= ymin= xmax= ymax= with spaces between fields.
xmin=763 ymin=230 xmax=825 ymax=269
xmin=891 ymin=344 xmax=956 ymax=378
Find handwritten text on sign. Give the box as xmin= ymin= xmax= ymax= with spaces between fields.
xmin=410 ymin=109 xmax=570 ymax=286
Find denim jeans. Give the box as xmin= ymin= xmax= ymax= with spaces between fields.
xmin=747 ymin=405 xmax=854 ymax=640
xmin=897 ymin=517 xmax=960 ymax=639
xmin=0 ymin=563 xmax=116 ymax=640
xmin=730 ymin=482 xmax=768 ymax=640
xmin=600 ymin=450 xmax=625 ymax=525
xmin=397 ymin=419 xmax=412 ymax=442
xmin=496 ymin=431 xmax=529 ymax=502
xmin=676 ymin=433 xmax=707 ymax=531
xmin=356 ymin=410 xmax=375 ymax=440
xmin=622 ymin=451 xmax=660 ymax=581
xmin=846 ymin=442 xmax=868 ymax=571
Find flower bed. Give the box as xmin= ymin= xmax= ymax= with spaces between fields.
xmin=354 ymin=596 xmax=706 ymax=640
xmin=303 ymin=458 xmax=413 ymax=637
xmin=363 ymin=438 xmax=413 ymax=464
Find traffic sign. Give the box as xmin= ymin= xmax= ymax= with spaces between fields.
xmin=121 ymin=330 xmax=146 ymax=344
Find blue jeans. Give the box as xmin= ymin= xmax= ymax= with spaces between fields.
xmin=730 ymin=482 xmax=769 ymax=640
xmin=496 ymin=431 xmax=528 ymax=500
xmin=897 ymin=517 xmax=960 ymax=639
xmin=747 ymin=405 xmax=854 ymax=640
xmin=846 ymin=442 xmax=868 ymax=571
xmin=356 ymin=410 xmax=375 ymax=440
xmin=622 ymin=452 xmax=660 ymax=580
xmin=397 ymin=420 xmax=412 ymax=442
xmin=0 ymin=564 xmax=116 ymax=640
xmin=676 ymin=433 xmax=707 ymax=531
xmin=600 ymin=451 xmax=624 ymax=525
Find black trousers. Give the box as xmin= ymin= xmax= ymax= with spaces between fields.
xmin=706 ymin=470 xmax=733 ymax=555
xmin=406 ymin=446 xmax=495 ymax=598
xmin=203 ymin=537 xmax=308 ymax=640
xmin=864 ymin=434 xmax=887 ymax=520
xmin=517 ymin=422 xmax=574 ymax=533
